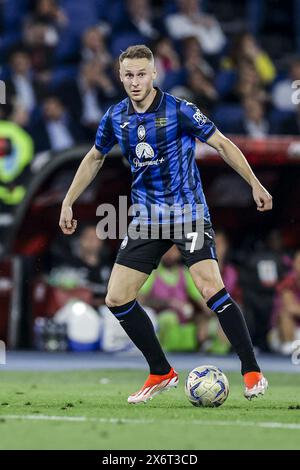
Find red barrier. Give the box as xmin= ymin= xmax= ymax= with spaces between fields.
xmin=196 ymin=135 xmax=300 ymax=165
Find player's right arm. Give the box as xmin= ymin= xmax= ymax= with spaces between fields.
xmin=59 ymin=105 xmax=117 ymax=235
xmin=59 ymin=146 xmax=105 ymax=235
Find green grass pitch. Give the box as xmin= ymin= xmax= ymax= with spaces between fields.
xmin=0 ymin=369 xmax=299 ymax=450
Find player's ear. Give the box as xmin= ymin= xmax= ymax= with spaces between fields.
xmin=119 ymin=69 xmax=123 ymax=83
xmin=152 ymin=67 xmax=157 ymax=80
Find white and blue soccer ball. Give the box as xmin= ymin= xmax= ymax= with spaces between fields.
xmin=185 ymin=365 xmax=229 ymax=407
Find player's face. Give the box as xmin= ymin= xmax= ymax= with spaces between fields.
xmin=119 ymin=58 xmax=156 ymax=104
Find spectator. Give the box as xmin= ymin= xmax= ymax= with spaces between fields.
xmin=114 ymin=0 xmax=164 ymax=43
xmin=279 ymin=103 xmax=300 ymax=135
xmin=59 ymin=60 xmax=118 ymax=137
xmin=124 ymin=0 xmax=161 ymax=41
xmin=182 ymin=36 xmax=214 ymax=79
xmin=152 ymin=37 xmax=182 ymax=88
xmin=139 ymin=245 xmax=204 ymax=352
xmin=165 ymin=0 xmax=226 ymax=56
xmin=186 ymin=68 xmax=218 ymax=115
xmin=6 ymin=48 xmax=44 ymax=116
xmin=232 ymin=97 xmax=271 ymax=138
xmin=48 ymin=224 xmax=113 ymax=309
xmin=239 ymin=230 xmax=289 ymax=351
xmin=81 ymin=26 xmax=112 ymax=67
xmin=30 ymin=95 xmax=84 ymax=152
xmin=272 ymin=58 xmax=300 ymax=112
xmin=22 ymin=0 xmax=68 ymax=82
xmin=28 ymin=0 xmax=67 ymax=27
xmin=271 ymin=250 xmax=300 ymax=355
xmin=235 ymin=59 xmax=268 ymax=103
xmin=8 ymin=102 xmax=31 ymax=129
xmin=222 ymin=33 xmax=276 ymax=85
xmin=168 ymin=85 xmax=194 ymax=102
xmin=216 ymin=33 xmax=275 ymax=103
xmin=22 ymin=20 xmax=57 ymax=80
xmin=216 ymin=231 xmax=241 ymax=302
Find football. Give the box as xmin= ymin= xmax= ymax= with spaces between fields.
xmin=185 ymin=365 xmax=229 ymax=407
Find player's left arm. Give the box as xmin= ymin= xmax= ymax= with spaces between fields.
xmin=206 ymin=129 xmax=273 ymax=212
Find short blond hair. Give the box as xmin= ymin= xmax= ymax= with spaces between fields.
xmin=119 ymin=45 xmax=154 ymax=63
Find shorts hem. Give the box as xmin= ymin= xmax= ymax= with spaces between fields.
xmin=115 ymin=258 xmax=156 ymax=275
xmin=186 ymin=256 xmax=218 ymax=269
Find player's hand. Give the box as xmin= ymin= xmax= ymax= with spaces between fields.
xmin=252 ymin=182 xmax=273 ymax=212
xmin=59 ymin=204 xmax=77 ymax=235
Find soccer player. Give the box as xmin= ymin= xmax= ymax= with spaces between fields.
xmin=59 ymin=45 xmax=272 ymax=403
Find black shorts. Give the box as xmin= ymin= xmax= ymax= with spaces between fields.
xmin=115 ymin=222 xmax=217 ymax=274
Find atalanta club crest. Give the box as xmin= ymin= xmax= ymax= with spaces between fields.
xmin=138 ymin=125 xmax=146 ymax=141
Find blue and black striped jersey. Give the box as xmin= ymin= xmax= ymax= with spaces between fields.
xmin=95 ymin=88 xmax=217 ymax=224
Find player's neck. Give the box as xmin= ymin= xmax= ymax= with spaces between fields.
xmin=130 ymin=88 xmax=157 ymax=114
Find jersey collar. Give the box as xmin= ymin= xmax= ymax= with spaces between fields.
xmin=127 ymin=87 xmax=164 ymax=115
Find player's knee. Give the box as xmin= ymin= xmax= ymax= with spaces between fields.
xmin=105 ymin=293 xmax=130 ymax=308
xmin=105 ymin=293 xmax=118 ymax=308
xmin=201 ymin=282 xmax=225 ymax=302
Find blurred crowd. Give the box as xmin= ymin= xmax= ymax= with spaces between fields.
xmin=32 ymin=225 xmax=300 ymax=356
xmin=0 ymin=0 xmax=300 ymax=155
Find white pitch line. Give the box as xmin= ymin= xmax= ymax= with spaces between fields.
xmin=1 ymin=415 xmax=300 ymax=430
xmin=0 ymin=415 xmax=153 ymax=425
xmin=191 ymin=420 xmax=300 ymax=430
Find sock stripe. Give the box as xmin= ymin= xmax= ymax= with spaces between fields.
xmin=114 ymin=300 xmax=137 ymax=318
xmin=210 ymin=293 xmax=230 ymax=312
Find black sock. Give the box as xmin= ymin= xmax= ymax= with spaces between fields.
xmin=207 ymin=288 xmax=260 ymax=375
xmin=108 ymin=299 xmax=171 ymax=375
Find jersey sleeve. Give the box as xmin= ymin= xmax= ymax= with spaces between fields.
xmin=95 ymin=106 xmax=117 ymax=155
xmin=179 ymin=100 xmax=217 ymax=142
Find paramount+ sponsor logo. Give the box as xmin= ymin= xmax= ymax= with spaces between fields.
xmin=133 ymin=142 xmax=164 ymax=168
